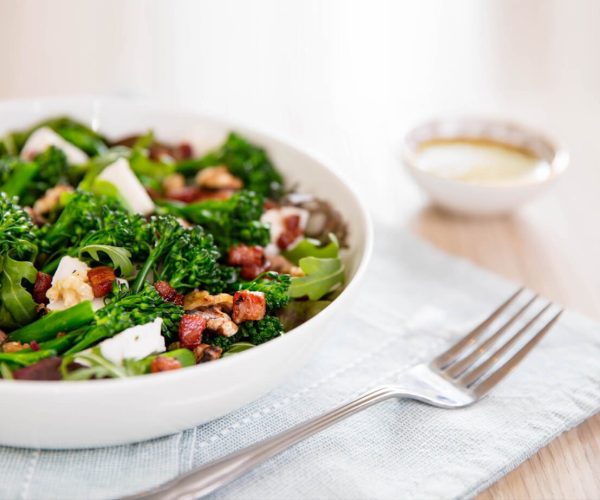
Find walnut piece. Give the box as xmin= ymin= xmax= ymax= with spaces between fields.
xmin=33 ymin=184 xmax=74 ymax=215
xmin=162 ymin=173 xmax=186 ymax=195
xmin=193 ymin=344 xmax=223 ymax=363
xmin=184 ymin=290 xmax=234 ymax=313
xmin=3 ymin=341 xmax=29 ymax=353
xmin=193 ymin=308 xmax=239 ymax=337
xmin=195 ymin=166 xmax=243 ymax=190
xmin=46 ymin=271 xmax=94 ymax=310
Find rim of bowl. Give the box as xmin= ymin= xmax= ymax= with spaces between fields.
xmin=0 ymin=95 xmax=374 ymax=392
xmin=401 ymin=115 xmax=570 ymax=189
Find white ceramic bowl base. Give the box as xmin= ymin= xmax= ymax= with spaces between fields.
xmin=0 ymin=97 xmax=373 ymax=449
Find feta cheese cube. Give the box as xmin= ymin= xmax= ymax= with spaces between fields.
xmin=98 ymin=158 xmax=154 ymax=215
xmin=20 ymin=127 xmax=89 ymax=165
xmin=99 ymin=318 xmax=166 ymax=364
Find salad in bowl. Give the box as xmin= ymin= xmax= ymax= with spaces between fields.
xmin=0 ymin=116 xmax=348 ymax=381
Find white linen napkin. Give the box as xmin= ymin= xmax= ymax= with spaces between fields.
xmin=1 ymin=225 xmax=598 ymax=500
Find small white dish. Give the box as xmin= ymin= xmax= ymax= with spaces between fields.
xmin=402 ymin=117 xmax=569 ymax=216
xmin=0 ymin=96 xmax=373 ymax=449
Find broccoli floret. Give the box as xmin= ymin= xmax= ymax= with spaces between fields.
xmin=179 ymin=133 xmax=283 ymax=199
xmin=40 ymin=191 xmax=150 ymax=271
xmin=168 ymin=190 xmax=270 ymax=253
xmin=24 ymin=146 xmax=71 ymax=205
xmin=0 ymin=156 xmax=40 ymax=201
xmin=206 ymin=334 xmax=235 ymax=351
xmin=239 ymin=271 xmax=291 ymax=311
xmin=237 ymin=315 xmax=284 ymax=345
xmin=206 ymin=315 xmax=284 ymax=352
xmin=155 ymin=223 xmax=223 ymax=293
xmin=133 ymin=215 xmax=226 ymax=294
xmin=65 ymin=282 xmax=184 ymax=354
xmin=0 ymin=193 xmax=39 ymax=260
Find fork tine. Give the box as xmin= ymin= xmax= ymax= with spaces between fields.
xmin=458 ymin=302 xmax=562 ymax=387
xmin=443 ymin=294 xmax=538 ymax=378
xmin=472 ymin=309 xmax=562 ymax=397
xmin=433 ymin=287 xmax=524 ymax=369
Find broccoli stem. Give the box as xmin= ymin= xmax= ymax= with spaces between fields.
xmin=64 ymin=325 xmax=111 ymax=355
xmin=0 ymin=162 xmax=39 ymax=198
xmin=131 ymin=255 xmax=157 ymax=293
xmin=0 ymin=349 xmax=56 ymax=367
xmin=9 ymin=301 xmax=95 ymax=343
xmin=37 ymin=329 xmax=84 ymax=354
xmin=131 ymin=235 xmax=171 ymax=293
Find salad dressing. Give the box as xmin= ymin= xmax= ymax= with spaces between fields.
xmin=415 ymin=139 xmax=552 ymax=185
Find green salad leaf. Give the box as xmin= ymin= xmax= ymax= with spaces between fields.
xmin=222 ymin=342 xmax=255 ymax=357
xmin=283 ymin=234 xmax=339 ymax=263
xmin=62 ymin=347 xmax=195 ymax=380
xmin=0 ymin=255 xmax=38 ymax=330
xmin=79 ymin=244 xmax=134 ymax=277
xmin=288 ymin=257 xmax=344 ymax=301
xmin=287 ymin=234 xmax=344 ymax=301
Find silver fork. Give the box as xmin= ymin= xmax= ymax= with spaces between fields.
xmin=131 ymin=289 xmax=562 ymax=500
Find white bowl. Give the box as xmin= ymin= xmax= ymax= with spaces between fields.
xmin=402 ymin=117 xmax=569 ymax=216
xmin=0 ymin=96 xmax=373 ymax=449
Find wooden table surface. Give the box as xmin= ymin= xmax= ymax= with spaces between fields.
xmin=413 ymin=206 xmax=600 ymax=499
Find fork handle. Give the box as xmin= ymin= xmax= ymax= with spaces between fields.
xmin=131 ymin=386 xmax=398 ymax=500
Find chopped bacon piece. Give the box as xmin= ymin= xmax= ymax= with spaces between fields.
xmin=263 ymin=199 xmax=279 ymax=211
xmin=179 ymin=314 xmax=207 ymax=349
xmin=166 ymin=186 xmax=204 ymax=203
xmin=87 ymin=266 xmax=116 ymax=298
xmin=13 ymin=357 xmax=63 ymax=381
xmin=193 ymin=344 xmax=223 ymax=363
xmin=232 ymin=291 xmax=267 ymax=323
xmin=228 ymin=245 xmax=264 ymax=267
xmin=239 ymin=264 xmax=265 ymax=281
xmin=154 ymin=281 xmax=184 ymax=305
xmin=150 ymin=356 xmax=183 ymax=373
xmin=30 ymin=340 xmax=40 ymax=352
xmin=174 ymin=142 xmax=193 ymax=160
xmin=228 ymin=245 xmax=268 ymax=280
xmin=277 ymin=214 xmax=303 ymax=250
xmin=32 ymin=271 xmax=52 ymax=304
xmin=0 ymin=330 xmax=6 ymax=345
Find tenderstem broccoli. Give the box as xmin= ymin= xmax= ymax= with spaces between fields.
xmin=132 ymin=215 xmax=224 ymax=294
xmin=239 ymin=271 xmax=291 ymax=311
xmin=9 ymin=282 xmax=183 ymax=360
xmin=40 ymin=191 xmax=150 ymax=272
xmin=0 ymin=194 xmax=40 ymax=330
xmin=160 ymin=190 xmax=270 ymax=253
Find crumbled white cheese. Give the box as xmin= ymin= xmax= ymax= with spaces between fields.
xmin=99 ymin=318 xmax=165 ymax=364
xmin=47 ymin=256 xmax=94 ymax=311
xmin=98 ymin=158 xmax=155 ymax=215
xmin=20 ymin=127 xmax=89 ymax=165
xmin=260 ymin=206 xmax=309 ymax=255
